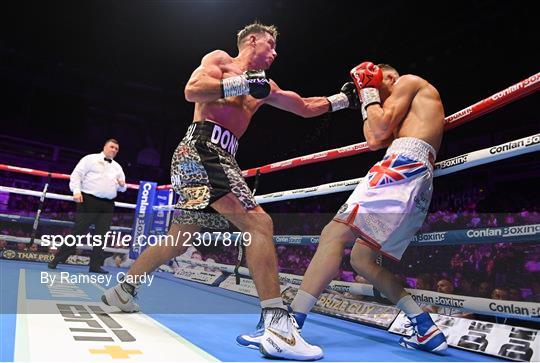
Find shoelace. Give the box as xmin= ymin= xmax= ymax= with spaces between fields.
xmin=403 ymin=321 xmax=419 ymax=335
xmin=290 ymin=314 xmax=301 ymax=331
xmin=261 ymin=307 xmax=289 ymax=332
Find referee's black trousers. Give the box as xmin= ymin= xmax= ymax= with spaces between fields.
xmin=51 ymin=192 xmax=114 ymax=270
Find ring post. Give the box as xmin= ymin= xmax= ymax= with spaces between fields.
xmin=129 ymin=181 xmax=157 ymax=260
xmin=29 ymin=174 xmax=51 ymax=246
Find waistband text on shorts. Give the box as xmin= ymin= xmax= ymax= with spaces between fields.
xmin=186 ymin=121 xmax=239 ymax=156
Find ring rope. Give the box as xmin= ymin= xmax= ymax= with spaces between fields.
xmin=0 ymin=186 xmax=136 ymax=209
xmin=150 ymin=72 xmax=539 ymax=188
xmin=240 ymin=72 xmax=540 ymax=178
xmin=150 ymin=133 xmax=540 ymax=209
xmin=0 ymin=164 xmax=140 ymax=190
xmin=0 ymin=234 xmax=128 ymax=254
xmin=0 ymin=74 xmax=536 ymax=189
xmin=254 ymin=132 xmax=540 ymax=204
xmin=0 ymin=213 xmax=132 ymax=232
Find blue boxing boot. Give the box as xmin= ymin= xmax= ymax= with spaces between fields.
xmin=399 ymin=312 xmax=448 ymax=353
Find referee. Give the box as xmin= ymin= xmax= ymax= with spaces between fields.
xmin=48 ymin=139 xmax=127 ymax=273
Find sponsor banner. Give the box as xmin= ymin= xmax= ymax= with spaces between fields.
xmin=269 ymin=160 xmax=293 ymax=169
xmin=274 ymin=235 xmax=322 ymax=245
xmin=149 ymin=189 xmax=172 ymax=236
xmin=219 ymin=275 xmax=259 ymax=297
xmin=490 ymin=73 xmax=540 ymax=101
xmin=174 ymin=267 xmax=223 ymax=285
xmin=260 ymin=224 xmax=540 ymax=247
xmin=175 ymin=257 xmax=237 ymax=275
xmin=389 ymin=312 xmax=539 ymax=362
xmin=278 ymin=273 xmax=304 ymax=286
xmin=411 ymin=224 xmax=540 ymax=246
xmin=218 ymin=276 xmax=288 ymax=297
xmin=327 ymin=280 xmax=380 ymax=297
xmin=130 ymin=181 xmax=157 ymax=260
xmin=445 ymin=73 xmax=540 ymax=128
xmin=434 ymin=133 xmax=540 ymax=177
xmin=435 ymin=154 xmax=469 ymax=170
xmin=273 ymin=235 xmax=319 ymax=245
xmin=336 ymin=143 xmax=368 ymax=154
xmin=408 ymin=290 xmax=540 ymax=321
xmin=325 ymin=281 xmax=539 ymax=322
xmin=1 ymin=249 xmax=89 ymax=265
xmin=445 ymin=106 xmax=473 ymax=123
xmin=277 ymin=273 xmax=377 ymax=298
xmin=488 ymin=134 xmax=540 ymax=155
xmin=282 ymin=286 xmax=399 ymax=328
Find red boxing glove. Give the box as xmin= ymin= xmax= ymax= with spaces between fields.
xmin=349 ymin=62 xmax=383 ymax=92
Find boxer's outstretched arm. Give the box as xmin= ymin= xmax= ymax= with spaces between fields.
xmin=365 ymin=75 xmax=422 ymax=140
xmin=265 ymin=80 xmax=331 ymax=118
xmin=184 ymin=50 xmax=227 ymax=103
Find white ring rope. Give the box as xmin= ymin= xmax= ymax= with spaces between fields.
xmin=152 ymin=133 xmax=540 ymax=210
xmin=2 ymin=134 xmax=537 ymax=210
xmin=255 ymin=132 xmax=540 ymax=203
xmin=0 ymin=186 xmax=136 ymax=209
xmin=0 ymin=235 xmax=128 ymax=254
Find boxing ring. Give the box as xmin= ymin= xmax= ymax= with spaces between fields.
xmin=0 ymin=72 xmax=539 ymax=362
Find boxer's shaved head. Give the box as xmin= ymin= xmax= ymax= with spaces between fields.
xmin=377 ymin=63 xmax=399 ymax=77
xmin=237 ymin=21 xmax=278 ymax=49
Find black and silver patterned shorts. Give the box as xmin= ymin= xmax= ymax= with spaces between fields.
xmin=170 ymin=120 xmax=258 ymax=229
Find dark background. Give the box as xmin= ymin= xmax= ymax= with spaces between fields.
xmin=1 ymin=0 xmax=538 ymax=196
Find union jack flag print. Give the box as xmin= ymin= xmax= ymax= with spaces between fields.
xmin=367 ymin=154 xmax=427 ymax=187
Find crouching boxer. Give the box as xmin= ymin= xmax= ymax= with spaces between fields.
xmin=242 ymin=62 xmax=448 ymax=353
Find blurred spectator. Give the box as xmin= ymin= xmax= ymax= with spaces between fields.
xmin=491 ymin=287 xmax=509 ymax=300
xmin=436 ymin=279 xmax=454 ymax=294
xmin=477 ymin=281 xmax=493 ymax=298
xmin=415 ymin=273 xmax=435 ymax=290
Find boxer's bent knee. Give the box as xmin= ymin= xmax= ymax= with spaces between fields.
xmin=319 ymin=221 xmax=353 ymax=247
xmin=350 ymin=242 xmax=379 ymax=277
xmin=245 ymin=211 xmax=273 ymax=235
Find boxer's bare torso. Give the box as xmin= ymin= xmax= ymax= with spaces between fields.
xmin=364 ymin=73 xmax=445 ymax=154
xmin=393 ymin=76 xmax=445 ymax=152
xmin=185 ymin=31 xmax=332 ymax=139
xmin=191 ymin=50 xmax=265 ymax=138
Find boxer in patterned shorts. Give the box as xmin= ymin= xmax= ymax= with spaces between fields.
xmin=103 ymin=21 xmax=361 ymax=361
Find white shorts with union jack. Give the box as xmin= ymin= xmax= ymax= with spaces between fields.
xmin=334 ymin=137 xmax=436 ymax=261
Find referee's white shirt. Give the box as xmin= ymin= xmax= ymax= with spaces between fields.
xmin=69 ymin=152 xmax=127 ymax=200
